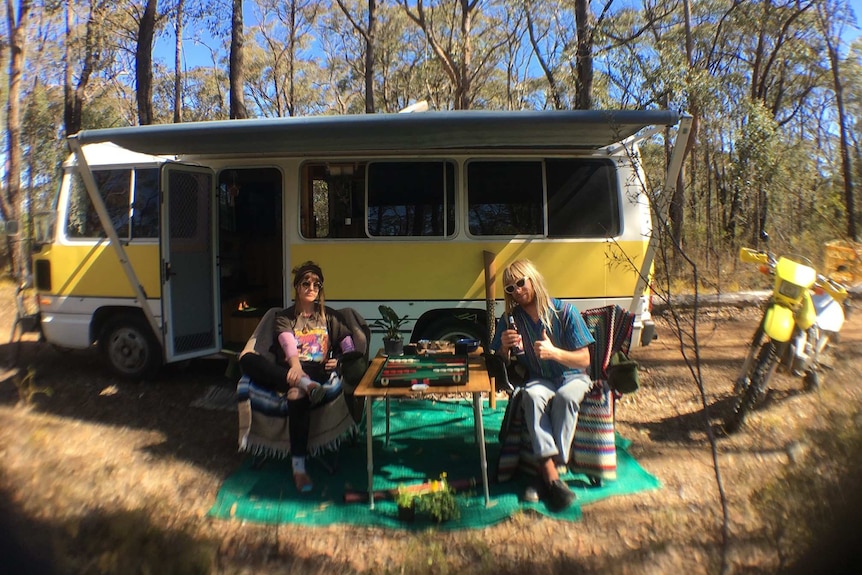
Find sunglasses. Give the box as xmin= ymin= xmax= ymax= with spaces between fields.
xmin=300 ymin=280 xmax=323 ymax=291
xmin=504 ymin=277 xmax=528 ymax=294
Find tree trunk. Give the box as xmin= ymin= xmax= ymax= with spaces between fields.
xmin=365 ymin=0 xmax=376 ymax=113
xmin=174 ymin=0 xmax=184 ymax=123
xmin=336 ymin=0 xmax=377 ymax=113
xmin=230 ymin=0 xmax=248 ymax=119
xmin=3 ymin=0 xmax=33 ymax=277
xmin=64 ymin=0 xmax=78 ymax=135
xmin=64 ymin=1 xmax=102 ymax=136
xmin=136 ymin=0 xmax=158 ymax=126
xmin=574 ymin=0 xmax=593 ymax=110
xmin=823 ymin=16 xmax=857 ymax=240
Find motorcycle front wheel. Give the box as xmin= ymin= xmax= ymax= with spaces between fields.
xmin=733 ymin=326 xmax=766 ymax=394
xmin=725 ymin=341 xmax=779 ymax=434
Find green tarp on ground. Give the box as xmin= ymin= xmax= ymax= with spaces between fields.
xmin=209 ymin=398 xmax=660 ymax=530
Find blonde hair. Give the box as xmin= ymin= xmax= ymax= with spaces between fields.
xmin=502 ymin=259 xmax=555 ymax=329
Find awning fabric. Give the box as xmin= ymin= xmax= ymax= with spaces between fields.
xmin=74 ymin=110 xmax=680 ymax=158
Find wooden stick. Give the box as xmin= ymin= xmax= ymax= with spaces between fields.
xmin=342 ymin=477 xmax=477 ymax=504
xmin=483 ymin=250 xmax=497 ymax=408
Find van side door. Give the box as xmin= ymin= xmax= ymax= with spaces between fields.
xmin=161 ymin=164 xmax=220 ymax=361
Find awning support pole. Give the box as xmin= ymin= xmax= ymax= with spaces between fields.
xmin=630 ymin=114 xmax=694 ymax=315
xmin=67 ymin=136 xmax=164 ymax=346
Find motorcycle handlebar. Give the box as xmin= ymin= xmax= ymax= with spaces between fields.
xmin=740 ymin=246 xmax=848 ymax=302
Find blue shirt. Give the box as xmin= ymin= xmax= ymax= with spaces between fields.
xmin=490 ymin=298 xmax=594 ymax=381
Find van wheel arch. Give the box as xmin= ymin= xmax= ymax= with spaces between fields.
xmin=413 ymin=312 xmax=487 ymax=347
xmin=98 ymin=311 xmax=162 ymax=380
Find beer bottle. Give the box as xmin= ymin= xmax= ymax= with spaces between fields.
xmin=507 ymin=314 xmax=525 ymax=356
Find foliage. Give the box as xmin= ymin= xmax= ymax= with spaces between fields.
xmin=396 ymin=474 xmax=462 ymax=524
xmin=2 ymin=0 xmax=861 ymax=276
xmin=13 ymin=366 xmax=52 ymax=407
xmin=414 ymin=484 xmax=461 ymax=524
xmin=751 ymin=412 xmax=862 ymax=572
xmin=372 ymin=304 xmax=408 ymax=342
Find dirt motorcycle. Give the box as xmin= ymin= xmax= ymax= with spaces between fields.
xmin=724 ymin=247 xmax=849 ymax=434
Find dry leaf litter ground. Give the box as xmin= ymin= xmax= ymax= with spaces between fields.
xmin=1 ymin=282 xmax=861 ymax=574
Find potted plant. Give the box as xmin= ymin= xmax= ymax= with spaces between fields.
xmin=414 ymin=475 xmax=461 ymax=523
xmin=372 ymin=304 xmax=408 ymax=356
xmin=394 ymin=486 xmax=416 ymax=522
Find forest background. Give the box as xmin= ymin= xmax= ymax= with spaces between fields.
xmin=0 ymin=0 xmax=860 ymax=287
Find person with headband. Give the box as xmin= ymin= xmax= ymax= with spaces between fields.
xmin=489 ymin=259 xmax=594 ymax=511
xmin=239 ymin=261 xmax=356 ymax=493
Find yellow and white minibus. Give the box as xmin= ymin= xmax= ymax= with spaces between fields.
xmin=30 ymin=110 xmax=689 ymax=378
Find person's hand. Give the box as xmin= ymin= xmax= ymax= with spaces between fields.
xmin=503 ymin=328 xmax=523 ymax=353
xmin=534 ymin=328 xmax=557 ymax=361
xmin=287 ymin=365 xmax=305 ymax=386
xmin=324 ymin=357 xmax=338 ymax=371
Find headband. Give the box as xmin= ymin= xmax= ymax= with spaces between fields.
xmin=292 ymin=262 xmax=324 ymax=286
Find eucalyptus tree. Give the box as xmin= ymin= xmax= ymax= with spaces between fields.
xmin=245 ymin=0 xmax=322 ymax=117
xmin=173 ymin=0 xmax=183 ymax=122
xmin=492 ymin=0 xmax=533 ymax=110
xmin=230 ymin=0 xmax=248 ymax=118
xmin=3 ymin=0 xmax=34 ymax=276
xmin=64 ymin=0 xmax=112 ymax=135
xmin=816 ymin=0 xmax=857 ymax=240
xmin=397 ymin=0 xmax=508 ymax=110
xmin=136 ymin=0 xmax=158 ymax=125
xmin=334 ymin=0 xmax=378 ymax=113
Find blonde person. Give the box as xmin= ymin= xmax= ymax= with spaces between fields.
xmin=490 ymin=259 xmax=594 ymax=511
xmin=239 ymin=261 xmax=355 ymax=493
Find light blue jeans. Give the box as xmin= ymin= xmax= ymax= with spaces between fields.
xmin=521 ymin=373 xmax=592 ymax=464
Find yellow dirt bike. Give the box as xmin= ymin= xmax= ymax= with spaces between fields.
xmin=724 ymin=247 xmax=848 ymax=434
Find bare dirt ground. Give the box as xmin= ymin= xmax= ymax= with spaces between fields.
xmin=1 ymin=283 xmax=861 ymax=575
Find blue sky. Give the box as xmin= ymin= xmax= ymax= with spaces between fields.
xmin=156 ymin=2 xmax=862 ymax=74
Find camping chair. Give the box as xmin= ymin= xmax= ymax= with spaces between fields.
xmin=236 ymin=307 xmax=370 ymax=471
xmin=490 ymin=305 xmax=636 ymax=486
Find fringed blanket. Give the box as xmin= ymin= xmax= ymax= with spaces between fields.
xmin=237 ymin=376 xmax=357 ymax=458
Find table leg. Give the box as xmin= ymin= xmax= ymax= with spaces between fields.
xmin=366 ymin=396 xmax=375 ymax=510
xmin=472 ymin=392 xmax=491 ymax=506
xmin=385 ymin=397 xmax=391 ymax=446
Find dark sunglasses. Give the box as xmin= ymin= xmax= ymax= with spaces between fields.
xmin=300 ymin=280 xmax=322 ymax=290
xmin=504 ymin=277 xmax=528 ymax=294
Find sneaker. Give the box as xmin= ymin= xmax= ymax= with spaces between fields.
xmin=308 ymin=384 xmax=327 ymax=405
xmin=546 ymin=479 xmax=576 ymax=512
xmin=523 ymin=485 xmax=540 ymax=503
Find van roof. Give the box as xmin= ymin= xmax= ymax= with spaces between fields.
xmin=73 ymin=109 xmax=679 ymax=157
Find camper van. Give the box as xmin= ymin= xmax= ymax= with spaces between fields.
xmin=30 ymin=110 xmax=690 ymax=379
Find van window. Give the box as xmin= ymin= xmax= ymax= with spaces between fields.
xmin=66 ymin=168 xmax=160 ymax=239
xmin=367 ymin=161 xmax=455 ymax=237
xmin=300 ymin=160 xmax=455 ymax=239
xmin=301 ymin=163 xmax=367 ymax=239
xmin=467 ymin=159 xmax=619 ymax=237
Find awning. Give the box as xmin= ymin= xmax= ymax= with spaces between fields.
xmin=73 ymin=109 xmax=680 ymax=158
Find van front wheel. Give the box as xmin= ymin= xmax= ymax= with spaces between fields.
xmin=99 ymin=315 xmax=162 ymax=380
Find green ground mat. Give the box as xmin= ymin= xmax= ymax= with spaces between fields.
xmin=209 ymin=398 xmax=661 ymax=530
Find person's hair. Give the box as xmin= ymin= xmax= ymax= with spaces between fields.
xmin=502 ymin=259 xmax=554 ymax=329
xmin=292 ymin=260 xmax=326 ymax=321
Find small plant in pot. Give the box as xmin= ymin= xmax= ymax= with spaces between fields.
xmin=415 ymin=474 xmax=461 ymax=523
xmin=372 ymin=304 xmax=408 ymax=356
xmin=394 ymin=486 xmax=416 ymax=522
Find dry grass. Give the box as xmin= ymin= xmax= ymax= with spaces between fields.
xmin=1 ymin=282 xmax=861 ymax=574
